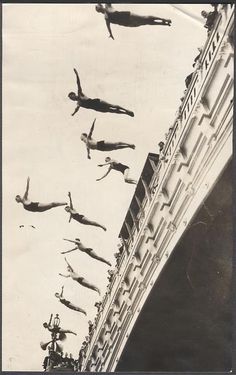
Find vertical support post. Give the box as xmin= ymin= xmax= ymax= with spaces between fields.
xmin=129 ymin=208 xmax=139 ymax=231
xmin=135 ymin=195 xmax=145 ymax=217
xmin=141 ymin=177 xmax=151 ymax=201
xmin=125 ymin=221 xmax=133 ymax=241
xmin=120 ymin=236 xmax=129 ymax=255
xmin=149 ymin=158 xmax=157 ymax=173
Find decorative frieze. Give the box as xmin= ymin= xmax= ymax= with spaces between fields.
xmin=186 ymin=183 xmax=195 ymax=197
xmin=139 ymin=281 xmax=147 ymax=291
xmin=168 ymin=222 xmax=177 ymax=233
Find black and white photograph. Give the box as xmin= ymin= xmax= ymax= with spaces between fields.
xmin=2 ymin=2 xmax=234 ymax=372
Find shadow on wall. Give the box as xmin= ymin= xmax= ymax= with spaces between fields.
xmin=117 ymin=160 xmax=232 ymax=372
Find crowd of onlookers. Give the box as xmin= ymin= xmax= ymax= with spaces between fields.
xmin=43 ymin=350 xmax=80 ymax=371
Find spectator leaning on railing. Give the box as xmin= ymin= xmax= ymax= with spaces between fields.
xmin=201 ymin=7 xmax=218 ymax=34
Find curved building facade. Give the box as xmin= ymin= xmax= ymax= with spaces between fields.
xmin=82 ymin=4 xmax=234 ymax=371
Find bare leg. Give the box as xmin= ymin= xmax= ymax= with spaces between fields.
xmin=148 ymin=16 xmax=171 ymax=25
xmin=37 ymin=202 xmax=67 ymax=212
xmin=129 ymin=13 xmax=171 ymax=26
xmin=68 ymin=303 xmax=87 ymax=315
xmin=61 ymin=247 xmax=78 ymax=254
xmin=101 ymin=142 xmax=135 ymax=151
xmin=81 ymin=216 xmax=107 ymax=231
xmin=86 ymin=249 xmax=112 ymax=266
xmin=124 ymin=168 xmax=137 ymax=185
xmin=113 ymin=142 xmax=135 ymax=150
xmin=61 ymin=329 xmax=77 ymax=335
xmin=110 ymin=106 xmax=134 ymax=117
xmin=77 ymin=278 xmax=101 ymax=295
xmin=99 ymin=100 xmax=134 ymax=117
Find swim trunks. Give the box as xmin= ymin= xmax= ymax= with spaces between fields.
xmin=96 ymin=140 xmax=107 ymax=151
xmin=107 ymin=11 xmax=131 ymax=26
xmin=81 ymin=98 xmax=101 ymax=109
xmin=60 ymin=298 xmax=71 ymax=308
xmin=81 ymin=98 xmax=111 ymax=112
xmin=72 ymin=213 xmax=84 ymax=222
xmin=112 ymin=162 xmax=129 ymax=174
xmin=87 ymin=248 xmax=93 ymax=253
xmin=76 ymin=277 xmax=84 ymax=284
xmin=23 ymin=201 xmax=40 ymax=212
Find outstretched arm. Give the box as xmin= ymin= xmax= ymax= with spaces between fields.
xmin=68 ymin=192 xmax=74 ymax=209
xmin=96 ymin=167 xmax=112 ymax=181
xmin=98 ymin=161 xmax=112 ymax=167
xmin=87 ymin=147 xmax=91 ymax=160
xmin=62 ymin=329 xmax=77 ymax=335
xmin=63 ymin=238 xmax=77 ymax=244
xmin=73 ymin=68 xmax=83 ymax=95
xmin=48 ymin=313 xmax=53 ymax=327
xmin=64 ymin=257 xmax=74 ymax=272
xmin=71 ymin=105 xmax=80 ymax=116
xmin=105 ymin=19 xmax=115 ymax=40
xmin=61 ymin=247 xmax=78 ymax=255
xmin=59 ymin=273 xmax=70 ymax=278
xmin=23 ymin=177 xmax=30 ymax=200
xmin=88 ymin=118 xmax=96 ymax=139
